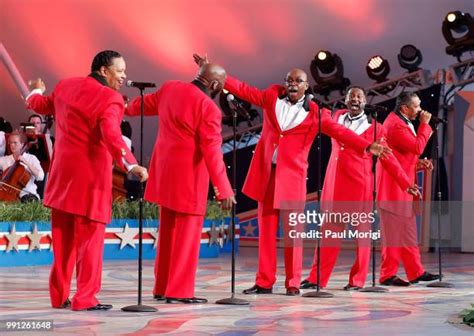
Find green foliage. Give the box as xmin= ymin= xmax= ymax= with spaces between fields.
xmin=0 ymin=201 xmax=51 ymax=222
xmin=0 ymin=200 xmax=228 ymax=221
xmin=460 ymin=303 xmax=474 ymax=327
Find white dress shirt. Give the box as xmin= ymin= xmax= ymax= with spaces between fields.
xmin=338 ymin=111 xmax=371 ymax=135
xmin=272 ymin=96 xmax=309 ymax=163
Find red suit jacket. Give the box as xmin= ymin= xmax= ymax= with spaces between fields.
xmin=126 ymin=81 xmax=233 ymax=216
xmin=224 ymin=76 xmax=371 ymax=209
xmin=378 ymin=112 xmax=432 ymax=216
xmin=323 ymin=109 xmax=411 ymax=205
xmin=27 ymin=77 xmax=137 ymax=223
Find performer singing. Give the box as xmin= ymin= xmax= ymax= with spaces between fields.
xmin=378 ymin=92 xmax=439 ymax=286
xmin=194 ymin=54 xmax=390 ymax=296
xmin=26 ymin=50 xmax=148 ymax=311
xmin=301 ymin=86 xmax=419 ymax=291
xmin=126 ymin=63 xmax=235 ymax=304
xmin=0 ymin=130 xmax=44 ymax=202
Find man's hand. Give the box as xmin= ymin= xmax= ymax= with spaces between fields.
xmin=130 ymin=165 xmax=148 ymax=182
xmin=368 ymin=140 xmax=392 ymax=159
xmin=219 ymin=195 xmax=237 ymax=210
xmin=28 ymin=78 xmax=46 ymax=93
xmin=407 ymin=184 xmax=422 ymax=198
xmin=193 ymin=53 xmax=209 ymax=67
xmin=419 ymin=110 xmax=432 ymax=124
xmin=416 ymin=158 xmax=433 ymax=171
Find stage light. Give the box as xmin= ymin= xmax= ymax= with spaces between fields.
xmin=398 ymin=44 xmax=423 ymax=72
xmin=442 ymin=10 xmax=474 ymax=59
xmin=366 ymin=55 xmax=391 ymax=83
xmin=310 ymin=50 xmax=350 ymax=98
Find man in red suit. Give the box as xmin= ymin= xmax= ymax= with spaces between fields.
xmin=301 ymin=86 xmax=420 ymax=291
xmin=126 ymin=63 xmax=235 ymax=304
xmin=26 ymin=50 xmax=148 ymax=311
xmin=378 ymin=92 xmax=439 ymax=286
xmin=193 ymin=53 xmax=389 ymax=296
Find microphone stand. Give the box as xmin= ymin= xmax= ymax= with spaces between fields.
xmin=216 ymin=102 xmax=249 ymax=305
xmin=427 ymin=122 xmax=453 ymax=288
xmin=360 ymin=107 xmax=388 ymax=293
xmin=122 ymin=86 xmax=157 ymax=312
xmin=303 ymin=100 xmax=334 ymax=299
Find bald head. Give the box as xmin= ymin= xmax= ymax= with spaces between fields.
xmin=284 ymin=68 xmax=309 ymax=104
xmin=286 ymin=68 xmax=308 ymax=81
xmin=196 ymin=63 xmax=226 ymax=99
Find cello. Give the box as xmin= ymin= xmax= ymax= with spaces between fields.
xmin=0 ymin=140 xmax=33 ymax=202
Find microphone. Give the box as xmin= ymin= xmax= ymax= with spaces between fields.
xmin=227 ymin=94 xmax=251 ymax=120
xmin=417 ymin=113 xmax=447 ymax=125
xmin=307 ymin=94 xmax=332 ymax=110
xmin=125 ymin=80 xmax=156 ymax=89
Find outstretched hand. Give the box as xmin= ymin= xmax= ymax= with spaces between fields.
xmin=28 ymin=78 xmax=46 ymax=93
xmin=368 ymin=140 xmax=392 ymax=159
xmin=219 ymin=195 xmax=237 ymax=210
xmin=193 ymin=53 xmax=209 ymax=67
xmin=130 ymin=165 xmax=149 ymax=183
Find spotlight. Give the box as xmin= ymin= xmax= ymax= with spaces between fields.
xmin=310 ymin=50 xmax=350 ymax=98
xmin=442 ymin=10 xmax=474 ymax=59
xmin=398 ymin=44 xmax=423 ymax=72
xmin=366 ymin=55 xmax=391 ymax=83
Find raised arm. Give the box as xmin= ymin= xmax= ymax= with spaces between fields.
xmin=125 ymin=90 xmax=161 ymax=117
xmin=224 ymin=75 xmax=267 ymax=108
xmin=25 ymin=78 xmax=55 ymax=115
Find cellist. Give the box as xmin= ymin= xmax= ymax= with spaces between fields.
xmin=0 ymin=130 xmax=44 ymax=202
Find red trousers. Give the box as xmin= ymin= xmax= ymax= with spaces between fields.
xmin=49 ymin=208 xmax=106 ymax=311
xmin=255 ymin=167 xmax=303 ymax=289
xmin=379 ymin=209 xmax=425 ymax=282
xmin=305 ymin=221 xmax=371 ymax=288
xmin=153 ymin=206 xmax=204 ymax=298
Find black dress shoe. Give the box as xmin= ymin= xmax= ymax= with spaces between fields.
xmin=165 ymin=297 xmax=208 ymax=304
xmin=242 ymin=284 xmax=273 ymax=295
xmin=381 ymin=275 xmax=410 ymax=287
xmin=343 ymin=284 xmax=362 ymax=291
xmin=59 ymin=298 xmax=71 ymax=308
xmin=153 ymin=294 xmax=166 ymax=301
xmin=300 ymin=280 xmax=317 ymax=289
xmin=286 ymin=287 xmax=300 ymax=296
xmin=86 ymin=303 xmax=113 ymax=311
xmin=410 ymin=272 xmax=440 ymax=284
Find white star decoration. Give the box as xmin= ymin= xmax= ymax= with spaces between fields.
xmin=115 ymin=223 xmax=138 ymax=250
xmin=207 ymin=223 xmax=220 ymax=247
xmin=27 ymin=224 xmax=43 ymax=252
xmin=5 ymin=224 xmax=22 ymax=252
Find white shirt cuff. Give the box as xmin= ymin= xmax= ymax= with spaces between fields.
xmin=123 ymin=160 xmax=137 ymax=172
xmin=25 ymin=88 xmax=44 ymax=101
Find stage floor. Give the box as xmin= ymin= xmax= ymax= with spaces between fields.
xmin=1 ymin=248 xmax=473 ymax=335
